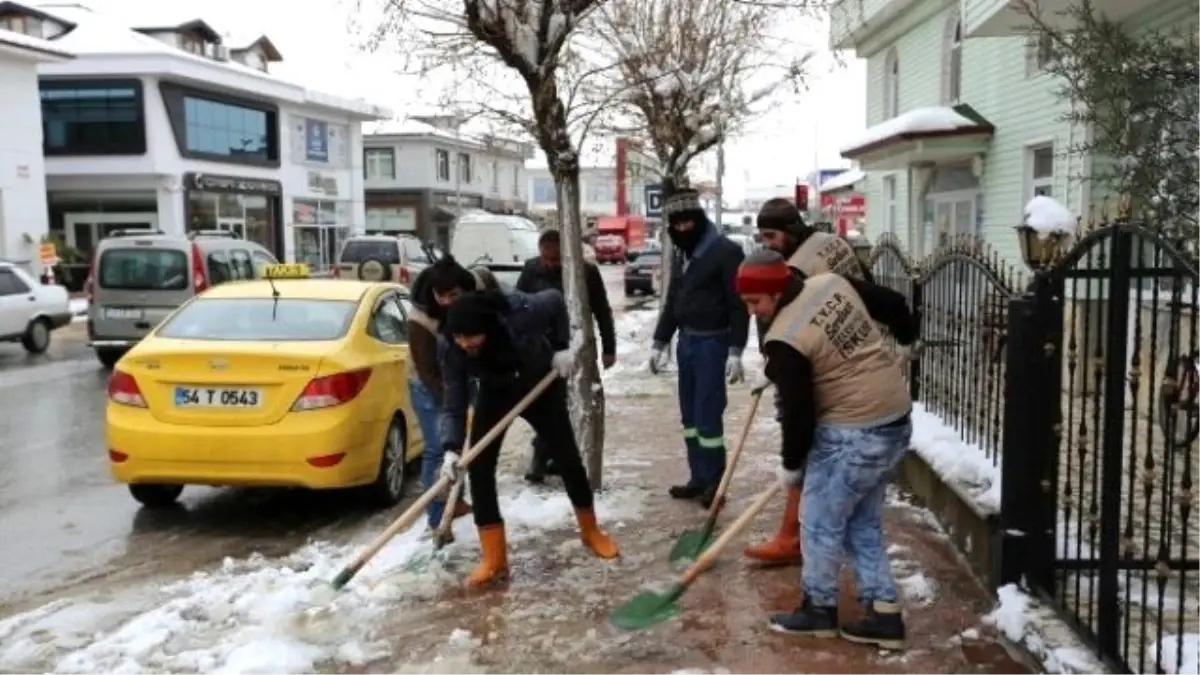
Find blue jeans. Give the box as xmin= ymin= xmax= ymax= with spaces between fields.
xmin=676 ymin=332 xmax=729 ymax=487
xmin=410 ymin=378 xmax=446 ymax=528
xmin=800 ymin=418 xmax=912 ymax=607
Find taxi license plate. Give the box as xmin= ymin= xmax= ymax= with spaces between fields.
xmin=174 ymin=386 xmax=263 ymax=408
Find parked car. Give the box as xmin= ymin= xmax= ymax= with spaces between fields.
xmin=451 ymin=213 xmax=541 ymax=265
xmin=85 ymin=229 xmax=279 ymax=369
xmin=105 ymin=264 xmax=425 ymax=509
xmin=624 ymin=250 xmax=661 ymax=297
xmin=333 ymin=234 xmax=440 ymax=285
xmin=0 ymin=262 xmax=71 ymax=354
xmin=594 ymin=235 xmax=627 ymax=264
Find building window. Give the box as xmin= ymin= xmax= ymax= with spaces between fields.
xmin=180 ymin=36 xmax=205 ymax=55
xmin=1027 ymin=144 xmax=1054 ymax=198
xmin=945 ymin=18 xmax=962 ymax=104
xmin=186 ymin=191 xmax=279 ymax=256
xmin=1031 ymin=34 xmax=1055 ymax=73
xmin=1 ymin=15 xmax=39 ymax=35
xmin=457 ymin=152 xmax=472 ymax=183
xmin=364 ymin=148 xmax=395 ymax=180
xmin=883 ymin=48 xmax=900 ymax=118
xmin=532 ymin=177 xmax=555 ymax=204
xmin=182 ymin=96 xmax=272 ymax=160
xmin=586 ymin=178 xmax=615 ymax=206
xmin=883 ymin=175 xmax=897 ymax=235
xmin=436 ymin=149 xmax=450 ymax=181
xmin=40 ymin=80 xmax=147 ymax=156
xmin=491 ymin=159 xmax=500 ymax=192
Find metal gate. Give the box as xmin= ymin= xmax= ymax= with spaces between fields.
xmin=1001 ymin=219 xmax=1199 ymax=673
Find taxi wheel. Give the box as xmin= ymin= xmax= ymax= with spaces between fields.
xmin=129 ymin=483 xmax=184 ymax=508
xmin=364 ymin=417 xmax=407 ymax=507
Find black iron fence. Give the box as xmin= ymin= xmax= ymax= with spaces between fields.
xmin=868 ymin=214 xmax=1199 ymax=674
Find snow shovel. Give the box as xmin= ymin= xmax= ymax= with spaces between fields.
xmin=609 ymin=482 xmax=781 ymax=630
xmin=667 ymin=388 xmax=765 ymax=565
xmin=328 ymin=371 xmax=558 ymax=591
xmin=402 ymin=477 xmax=468 ymax=573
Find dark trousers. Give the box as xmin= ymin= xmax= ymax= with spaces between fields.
xmin=468 ymin=375 xmax=594 ymax=527
xmin=676 ymin=332 xmax=729 ymax=487
xmin=529 ymin=435 xmax=557 ymax=474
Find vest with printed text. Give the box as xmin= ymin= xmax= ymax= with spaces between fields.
xmin=764 ymin=273 xmax=910 ymax=428
xmin=787 ymin=231 xmax=864 ymax=280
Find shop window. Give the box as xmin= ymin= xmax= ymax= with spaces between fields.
xmin=40 ymin=80 xmax=147 ymax=155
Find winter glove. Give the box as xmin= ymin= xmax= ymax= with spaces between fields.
xmin=725 ymin=355 xmax=745 ymax=384
xmin=897 ymin=339 xmax=926 ymax=363
xmin=749 ymin=369 xmax=772 ymax=397
xmin=440 ymin=451 xmax=462 ymax=484
xmin=648 ymin=343 xmax=668 ymax=375
xmin=551 ymin=349 xmax=575 ymax=378
xmin=777 ymin=465 xmax=805 ymax=489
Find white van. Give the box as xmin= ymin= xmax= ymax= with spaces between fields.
xmin=451 ymin=213 xmax=542 ymax=266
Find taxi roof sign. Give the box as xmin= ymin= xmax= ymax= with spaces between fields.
xmin=263 ymin=263 xmax=310 ymax=279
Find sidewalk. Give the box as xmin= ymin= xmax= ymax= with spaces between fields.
xmin=364 ymin=379 xmax=1040 ymax=674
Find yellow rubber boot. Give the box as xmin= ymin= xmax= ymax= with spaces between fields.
xmin=575 ymin=508 xmax=620 ymax=559
xmin=743 ymin=486 xmax=803 ymax=565
xmin=465 ymin=524 xmax=509 ymax=588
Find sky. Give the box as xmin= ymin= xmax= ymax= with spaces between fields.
xmin=86 ymin=0 xmax=867 ymax=200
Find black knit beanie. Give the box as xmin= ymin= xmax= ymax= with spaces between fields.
xmin=757 ymin=197 xmax=804 ymax=234
xmin=444 ymin=291 xmax=504 ymax=336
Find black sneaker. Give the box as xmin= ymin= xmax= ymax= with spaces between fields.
xmin=840 ymin=600 xmax=906 ymax=650
xmin=768 ymin=597 xmax=839 ymax=638
xmin=668 ymin=483 xmax=705 ymax=499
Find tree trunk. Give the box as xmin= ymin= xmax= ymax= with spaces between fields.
xmin=553 ymin=168 xmax=605 ymax=491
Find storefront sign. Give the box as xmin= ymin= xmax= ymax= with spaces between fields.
xmin=305 ymin=119 xmax=329 ymax=162
xmin=306 ymin=171 xmax=339 ymax=197
xmin=433 ymin=193 xmax=482 ymax=208
xmin=366 ymin=206 xmax=416 ymax=232
xmin=184 ymin=172 xmax=282 ymax=195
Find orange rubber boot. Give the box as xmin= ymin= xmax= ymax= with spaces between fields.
xmin=465 ymin=524 xmax=509 ymax=588
xmin=575 ymin=508 xmax=620 ymax=559
xmin=743 ymin=485 xmax=803 ymax=565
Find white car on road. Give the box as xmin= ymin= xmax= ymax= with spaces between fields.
xmin=0 ymin=262 xmax=72 ymax=353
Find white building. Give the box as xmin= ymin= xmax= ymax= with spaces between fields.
xmin=0 ymin=1 xmax=390 ymax=271
xmin=363 ymin=117 xmax=532 ymax=249
xmin=0 ymin=26 xmax=71 ymax=271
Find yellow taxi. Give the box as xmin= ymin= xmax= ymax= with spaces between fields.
xmin=105 ymin=264 xmax=425 ymax=509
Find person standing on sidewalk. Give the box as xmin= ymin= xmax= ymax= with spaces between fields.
xmin=649 ymin=189 xmax=750 ymax=508
xmin=735 ymin=250 xmax=917 ymax=649
xmin=406 ymin=255 xmax=487 ymax=533
xmin=437 ymin=287 xmax=620 ymax=589
xmin=515 ymin=229 xmax=617 ymax=483
xmin=744 ymin=197 xmax=877 ymax=565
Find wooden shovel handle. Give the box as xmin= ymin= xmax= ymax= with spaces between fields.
xmin=705 ymin=389 xmax=765 ymax=519
xmin=435 ymin=478 xmax=466 ymax=540
xmin=680 ymin=482 xmax=781 ymax=586
xmin=344 ymin=371 xmax=558 ymax=570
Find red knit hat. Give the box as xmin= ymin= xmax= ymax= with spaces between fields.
xmin=736 ymin=250 xmax=793 ymax=295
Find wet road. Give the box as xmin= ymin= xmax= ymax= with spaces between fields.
xmin=0 ymin=266 xmax=640 ymax=613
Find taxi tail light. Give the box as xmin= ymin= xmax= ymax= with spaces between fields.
xmin=108 ymin=370 xmax=147 ymax=407
xmin=191 ymin=242 xmax=208 ymax=293
xmin=292 ymin=368 xmax=372 ymax=411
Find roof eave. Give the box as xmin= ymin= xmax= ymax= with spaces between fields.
xmin=841 ymin=125 xmax=995 ymax=160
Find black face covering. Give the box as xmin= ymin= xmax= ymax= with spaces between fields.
xmin=668 ymin=216 xmax=707 ymax=254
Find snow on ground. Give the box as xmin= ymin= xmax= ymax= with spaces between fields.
xmin=1158 ymin=633 xmax=1200 ymax=675
xmin=0 ymin=481 xmax=646 ymax=674
xmin=984 ymin=584 xmax=1107 ymax=674
xmin=603 ymin=307 xmax=674 ymax=397
xmin=910 ymin=403 xmax=1001 ymax=515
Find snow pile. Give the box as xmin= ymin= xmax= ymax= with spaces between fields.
xmin=0 ymin=483 xmax=645 ymax=674
xmin=1158 ymin=633 xmax=1200 ymax=675
xmin=888 ymin=543 xmax=938 ymax=607
xmin=910 ymin=404 xmax=1001 ymax=514
xmin=841 ymin=107 xmax=982 ymax=155
xmin=984 ymin=584 xmax=1106 ymax=674
xmin=602 ymin=307 xmax=674 ymax=397
xmin=818 ymin=169 xmax=865 ymax=193
xmin=1024 ymin=196 xmax=1078 ymax=237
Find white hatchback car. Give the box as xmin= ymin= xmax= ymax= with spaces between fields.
xmin=0 ymin=262 xmax=72 ymax=353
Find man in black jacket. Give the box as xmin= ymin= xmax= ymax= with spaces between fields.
xmin=649 ymin=189 xmax=750 ymax=507
xmin=515 ymin=229 xmax=616 ymax=484
xmin=436 ymin=285 xmax=619 ymax=589
xmin=736 ymin=250 xmax=915 ymax=648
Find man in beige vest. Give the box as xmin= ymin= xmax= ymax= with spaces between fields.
xmin=744 ymin=198 xmax=874 ymax=565
xmin=735 ymin=250 xmax=916 ymax=649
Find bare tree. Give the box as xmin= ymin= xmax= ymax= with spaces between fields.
xmin=1015 ymin=0 xmax=1198 ymax=243
xmin=355 ymin=0 xmax=614 ymax=489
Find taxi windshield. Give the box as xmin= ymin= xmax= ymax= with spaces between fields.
xmin=157 ymin=298 xmax=357 ymax=341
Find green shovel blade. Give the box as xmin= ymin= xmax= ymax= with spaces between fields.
xmin=608 ymin=583 xmax=685 ymax=630
xmin=403 ymin=534 xmax=454 ymax=573
xmin=668 ymin=521 xmax=716 ymax=564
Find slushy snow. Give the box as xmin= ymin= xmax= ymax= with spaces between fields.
xmin=910 ymin=403 xmax=1001 ymax=514
xmin=1024 ymin=195 xmax=1077 ymax=237
xmin=985 ymin=584 xmax=1107 ymax=674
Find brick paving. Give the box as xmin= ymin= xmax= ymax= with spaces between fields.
xmin=359 ymin=375 xmax=1039 ymax=674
